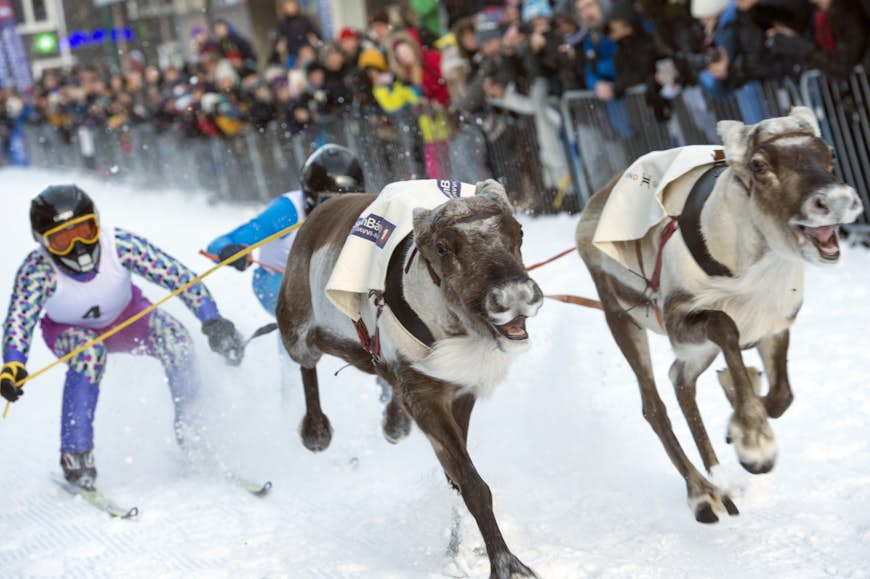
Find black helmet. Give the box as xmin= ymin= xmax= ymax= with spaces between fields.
xmin=31 ymin=185 xmax=102 ymax=275
xmin=301 ymin=144 xmax=365 ymax=210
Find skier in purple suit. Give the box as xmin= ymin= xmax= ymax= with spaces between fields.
xmin=0 ymin=185 xmax=244 ymax=490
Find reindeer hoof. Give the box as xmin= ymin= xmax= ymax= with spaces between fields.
xmin=694 ymin=502 xmax=719 ymax=524
xmin=728 ymin=414 xmax=778 ymax=475
xmin=739 ymin=459 xmax=775 ymax=474
xmin=490 ymin=553 xmax=536 ymax=579
xmin=690 ymin=490 xmax=738 ymax=524
xmin=382 ymin=399 xmax=412 ymax=444
xmin=300 ymin=412 xmax=333 ymax=452
xmin=722 ymin=496 xmax=740 ymax=516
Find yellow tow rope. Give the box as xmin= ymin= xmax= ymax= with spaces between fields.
xmin=3 ymin=221 xmax=303 ymax=420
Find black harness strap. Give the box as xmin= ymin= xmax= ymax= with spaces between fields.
xmin=384 ymin=235 xmax=436 ymax=348
xmin=677 ymin=162 xmax=734 ymax=278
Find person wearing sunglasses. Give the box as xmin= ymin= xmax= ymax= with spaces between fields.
xmin=0 ymin=184 xmax=245 ymax=490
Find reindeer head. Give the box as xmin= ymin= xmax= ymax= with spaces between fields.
xmin=718 ymin=107 xmax=863 ymax=265
xmin=412 ymin=180 xmax=543 ymax=347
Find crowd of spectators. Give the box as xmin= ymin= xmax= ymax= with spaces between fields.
xmin=2 ymin=0 xmax=868 ymax=189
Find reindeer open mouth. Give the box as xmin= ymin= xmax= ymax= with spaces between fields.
xmin=797 ymin=224 xmax=841 ymax=261
xmin=493 ymin=315 xmax=529 ymax=340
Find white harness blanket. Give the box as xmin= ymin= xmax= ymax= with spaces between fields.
xmin=326 ymin=179 xmax=477 ymax=323
xmin=592 ymin=145 xmax=724 ymax=269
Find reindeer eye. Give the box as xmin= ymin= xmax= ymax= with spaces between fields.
xmin=435 ymin=241 xmax=450 ymax=257
xmin=750 ymin=159 xmax=768 ymax=174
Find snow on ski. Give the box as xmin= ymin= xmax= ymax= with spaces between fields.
xmin=52 ymin=474 xmax=139 ymax=519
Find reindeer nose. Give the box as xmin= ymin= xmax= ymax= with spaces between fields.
xmin=812 ymin=185 xmax=863 ymax=220
xmin=486 ymin=278 xmax=543 ymax=315
xmin=812 ymin=195 xmax=829 ymax=214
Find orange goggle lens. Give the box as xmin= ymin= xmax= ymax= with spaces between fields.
xmin=43 ymin=214 xmax=99 ymax=255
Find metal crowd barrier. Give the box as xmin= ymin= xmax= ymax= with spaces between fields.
xmin=20 ymin=107 xmax=555 ymax=213
xmin=562 ymin=76 xmax=806 ymax=205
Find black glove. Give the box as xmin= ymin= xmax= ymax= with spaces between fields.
xmin=202 ymin=317 xmax=245 ymax=366
xmin=0 ymin=362 xmax=28 ymax=403
xmin=218 ymin=243 xmax=251 ymax=272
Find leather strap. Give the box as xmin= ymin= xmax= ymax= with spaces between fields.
xmin=384 ymin=236 xmax=436 ymax=348
xmin=677 ymin=163 xmax=733 ymax=279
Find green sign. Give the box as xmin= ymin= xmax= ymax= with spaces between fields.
xmin=33 ymin=31 xmax=58 ymax=54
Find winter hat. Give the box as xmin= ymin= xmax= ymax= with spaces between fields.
xmin=554 ymin=0 xmax=577 ymax=18
xmin=214 ymin=59 xmax=239 ymax=85
xmin=476 ymin=11 xmax=504 ymax=44
xmin=357 ymin=48 xmax=388 ymax=71
xmin=369 ymin=9 xmax=389 ymax=26
xmin=477 ymin=20 xmax=503 ymax=44
xmin=605 ymin=0 xmax=642 ymax=29
xmin=522 ymin=0 xmax=554 ymax=22
xmin=304 ymin=60 xmax=325 ymax=76
xmin=691 ymin=0 xmax=729 ymax=18
xmin=338 ymin=27 xmax=358 ymax=42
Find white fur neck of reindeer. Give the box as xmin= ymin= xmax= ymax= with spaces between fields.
xmin=662 ymin=168 xmax=805 ymax=346
xmin=394 ymin=239 xmax=520 ymax=398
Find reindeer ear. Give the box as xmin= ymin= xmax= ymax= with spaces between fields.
xmin=789 ymin=106 xmax=821 ymax=137
xmin=717 ymin=120 xmax=748 ymax=162
xmin=412 ymin=207 xmax=433 ymax=237
xmin=475 ymin=179 xmax=510 ymax=207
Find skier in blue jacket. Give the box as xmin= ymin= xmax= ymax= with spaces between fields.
xmin=206 ymin=144 xmax=365 ymax=315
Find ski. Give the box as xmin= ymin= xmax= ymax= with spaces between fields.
xmin=224 ymin=472 xmax=272 ymax=497
xmin=52 ymin=474 xmax=139 ymax=519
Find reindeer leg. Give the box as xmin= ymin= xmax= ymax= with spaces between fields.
xmin=670 ymin=355 xmax=722 ymax=473
xmin=666 ymin=302 xmax=777 ymax=475
xmin=405 ymin=380 xmax=534 ymax=579
xmin=588 ymin=273 xmax=730 ymax=523
xmin=382 ymin=396 xmax=412 ymax=444
xmin=757 ymin=330 xmax=793 ymax=419
xmin=452 ymin=393 xmax=477 ymax=443
xmin=299 ymin=366 xmax=333 ymax=452
xmin=603 ymin=307 xmax=731 ymax=522
xmin=444 ymin=394 xmax=480 ymax=558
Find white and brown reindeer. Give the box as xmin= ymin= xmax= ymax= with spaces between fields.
xmin=275 ymin=180 xmax=543 ymax=578
xmin=576 ymin=107 xmax=863 ymax=523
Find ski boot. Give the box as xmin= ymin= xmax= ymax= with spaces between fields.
xmin=61 ymin=450 xmax=97 ymax=490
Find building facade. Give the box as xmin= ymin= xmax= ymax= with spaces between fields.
xmin=13 ymin=0 xmax=369 ymax=78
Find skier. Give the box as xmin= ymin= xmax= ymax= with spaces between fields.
xmin=0 ymin=185 xmax=245 ymax=490
xmin=205 ymin=144 xmax=365 ymax=315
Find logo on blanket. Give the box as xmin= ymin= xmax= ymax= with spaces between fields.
xmin=437 ymin=180 xmax=462 ymax=199
xmin=351 ymin=213 xmax=395 ymax=248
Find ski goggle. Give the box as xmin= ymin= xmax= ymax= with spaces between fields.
xmin=41 ymin=214 xmax=100 ymax=255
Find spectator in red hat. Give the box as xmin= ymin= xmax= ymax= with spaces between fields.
xmin=338 ymin=27 xmax=362 ymax=65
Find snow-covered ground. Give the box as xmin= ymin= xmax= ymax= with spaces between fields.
xmin=1 ymin=168 xmax=869 ymax=579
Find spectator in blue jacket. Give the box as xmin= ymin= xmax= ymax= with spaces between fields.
xmin=577 ymin=0 xmax=617 ymax=102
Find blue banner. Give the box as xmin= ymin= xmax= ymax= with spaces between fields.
xmin=0 ymin=0 xmax=33 ymax=92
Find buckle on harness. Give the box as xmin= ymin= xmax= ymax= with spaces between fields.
xmin=353 ymin=292 xmax=385 ymax=365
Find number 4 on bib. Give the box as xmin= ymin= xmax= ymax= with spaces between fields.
xmin=83 ymin=305 xmax=101 ymax=320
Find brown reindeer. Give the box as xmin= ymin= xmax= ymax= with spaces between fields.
xmin=276 ymin=180 xmax=543 ymax=578
xmin=576 ymin=108 xmax=863 ymax=523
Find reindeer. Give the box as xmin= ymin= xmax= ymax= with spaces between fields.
xmin=275 ymin=181 xmax=543 ymax=578
xmin=576 ymin=108 xmax=863 ymax=523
